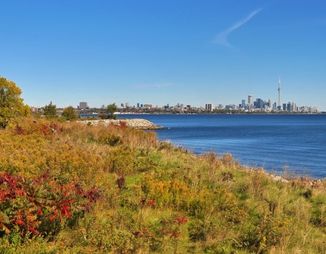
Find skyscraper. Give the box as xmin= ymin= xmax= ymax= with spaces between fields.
xmin=79 ymin=102 xmax=88 ymax=110
xmin=248 ymin=95 xmax=253 ymax=107
xmin=277 ymin=78 xmax=281 ymax=111
xmin=241 ymin=99 xmax=246 ymax=108
xmin=205 ymin=104 xmax=213 ymax=112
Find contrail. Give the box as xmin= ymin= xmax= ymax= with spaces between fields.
xmin=214 ymin=8 xmax=262 ymax=47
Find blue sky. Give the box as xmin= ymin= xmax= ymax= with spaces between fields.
xmin=1 ymin=0 xmax=326 ymax=110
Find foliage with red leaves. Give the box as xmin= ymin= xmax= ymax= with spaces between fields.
xmin=0 ymin=172 xmax=101 ymax=238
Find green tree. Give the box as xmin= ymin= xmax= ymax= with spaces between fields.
xmin=43 ymin=102 xmax=57 ymax=118
xmin=0 ymin=77 xmax=30 ymax=128
xmin=106 ymin=103 xmax=117 ymax=119
xmin=62 ymin=106 xmax=77 ymax=120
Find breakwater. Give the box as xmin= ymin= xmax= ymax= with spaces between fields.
xmin=79 ymin=118 xmax=161 ymax=130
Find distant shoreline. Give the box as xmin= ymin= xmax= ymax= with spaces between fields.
xmin=116 ymin=112 xmax=325 ymax=116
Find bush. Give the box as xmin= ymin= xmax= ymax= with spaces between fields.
xmin=0 ymin=172 xmax=100 ymax=240
xmin=62 ymin=106 xmax=77 ymax=120
xmin=188 ymin=219 xmax=207 ymax=242
xmin=98 ymin=134 xmax=122 ymax=146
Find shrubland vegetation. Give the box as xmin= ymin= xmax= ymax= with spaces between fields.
xmin=0 ymin=118 xmax=324 ymax=253
xmin=0 ymin=77 xmax=325 ymax=253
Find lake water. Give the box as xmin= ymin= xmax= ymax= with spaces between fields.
xmin=120 ymin=114 xmax=326 ymax=178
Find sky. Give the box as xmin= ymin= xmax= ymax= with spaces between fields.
xmin=0 ymin=0 xmax=326 ymax=110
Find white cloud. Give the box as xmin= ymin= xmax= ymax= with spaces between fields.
xmin=214 ymin=8 xmax=262 ymax=47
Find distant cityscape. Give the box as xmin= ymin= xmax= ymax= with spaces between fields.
xmin=31 ymin=80 xmax=320 ymax=117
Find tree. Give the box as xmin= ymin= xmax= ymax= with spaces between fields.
xmin=43 ymin=102 xmax=57 ymax=118
xmin=62 ymin=106 xmax=77 ymax=120
xmin=0 ymin=77 xmax=30 ymax=128
xmin=106 ymin=103 xmax=117 ymax=119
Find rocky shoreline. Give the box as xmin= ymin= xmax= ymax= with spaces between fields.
xmin=244 ymin=166 xmax=325 ymax=188
xmin=79 ymin=118 xmax=162 ymax=130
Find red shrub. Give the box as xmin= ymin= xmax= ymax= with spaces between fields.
xmin=0 ymin=172 xmax=101 ymax=237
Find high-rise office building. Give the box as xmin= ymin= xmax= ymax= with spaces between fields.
xmin=241 ymin=99 xmax=246 ymax=108
xmin=255 ymin=98 xmax=265 ymax=109
xmin=205 ymin=104 xmax=213 ymax=112
xmin=79 ymin=102 xmax=88 ymax=110
xmin=287 ymin=102 xmax=292 ymax=112
xmin=248 ymin=95 xmax=253 ymax=109
xmin=272 ymin=102 xmax=277 ymax=111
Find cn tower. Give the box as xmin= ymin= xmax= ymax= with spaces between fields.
xmin=278 ymin=78 xmax=281 ymax=110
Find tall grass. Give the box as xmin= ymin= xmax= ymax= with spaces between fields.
xmin=0 ymin=117 xmax=325 ymax=253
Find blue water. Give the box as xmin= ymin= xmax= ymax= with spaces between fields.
xmin=120 ymin=114 xmax=326 ymax=178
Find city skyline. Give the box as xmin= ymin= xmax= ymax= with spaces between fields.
xmin=31 ymin=79 xmax=320 ymax=113
xmin=1 ymin=1 xmax=326 ymax=110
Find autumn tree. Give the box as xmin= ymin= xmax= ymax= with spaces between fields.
xmin=0 ymin=77 xmax=30 ymax=128
xmin=62 ymin=106 xmax=77 ymax=120
xmin=43 ymin=102 xmax=57 ymax=118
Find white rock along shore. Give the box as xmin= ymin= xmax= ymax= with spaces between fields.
xmin=78 ymin=118 xmax=161 ymax=130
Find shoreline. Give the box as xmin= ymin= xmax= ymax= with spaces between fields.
xmin=79 ymin=118 xmax=325 ymax=180
xmin=161 ymin=141 xmax=326 ymax=181
xmin=116 ymin=112 xmax=325 ymax=115
xmin=78 ymin=118 xmax=163 ymax=130
xmin=246 ymin=166 xmax=325 ymax=186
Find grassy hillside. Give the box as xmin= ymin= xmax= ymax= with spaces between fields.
xmin=0 ymin=118 xmax=325 ymax=253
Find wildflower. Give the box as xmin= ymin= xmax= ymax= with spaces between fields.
xmin=147 ymin=199 xmax=156 ymax=207
xmin=49 ymin=210 xmax=58 ymax=222
xmin=60 ymin=205 xmax=72 ymax=218
xmin=175 ymin=216 xmax=188 ymax=225
xmin=37 ymin=208 xmax=43 ymax=216
xmin=16 ymin=219 xmax=24 ymax=226
xmin=28 ymin=226 xmax=39 ymax=235
xmin=15 ymin=188 xmax=25 ymax=197
xmin=170 ymin=230 xmax=180 ymax=238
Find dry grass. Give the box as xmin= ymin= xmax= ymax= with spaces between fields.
xmin=0 ymin=117 xmax=325 ymax=253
